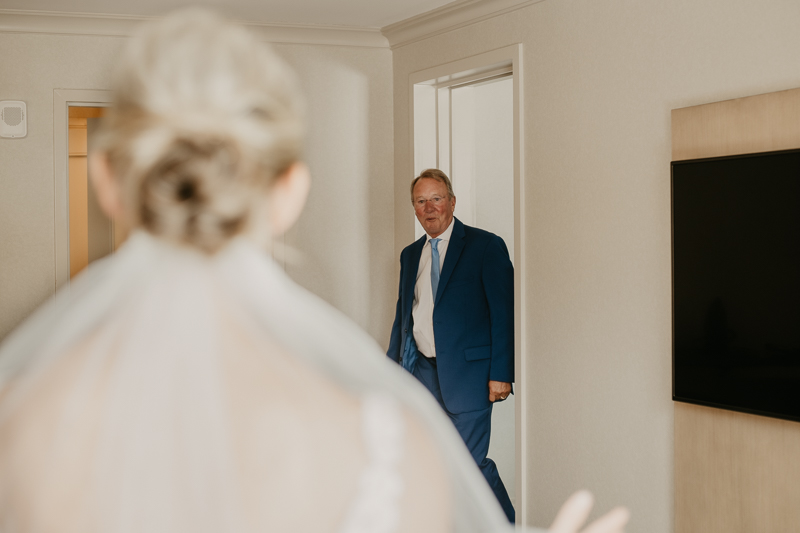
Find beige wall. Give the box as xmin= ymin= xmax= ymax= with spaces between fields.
xmin=0 ymin=32 xmax=122 ymax=340
xmin=276 ymin=44 xmax=395 ymax=343
xmin=0 ymin=32 xmax=394 ymax=345
xmin=391 ymin=0 xmax=800 ymax=531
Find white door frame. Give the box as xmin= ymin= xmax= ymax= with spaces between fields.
xmin=53 ymin=89 xmax=114 ymax=293
xmin=409 ymin=43 xmax=528 ymax=523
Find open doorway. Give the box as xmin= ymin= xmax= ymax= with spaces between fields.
xmin=54 ymin=89 xmax=114 ymax=291
xmin=410 ymin=44 xmax=526 ymax=520
xmin=67 ymin=105 xmax=124 ymax=279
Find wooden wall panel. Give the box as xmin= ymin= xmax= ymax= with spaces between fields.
xmin=674 ymin=403 xmax=800 ymax=532
xmin=672 ymin=89 xmax=800 ymax=533
xmin=672 ymin=86 xmax=800 ymax=161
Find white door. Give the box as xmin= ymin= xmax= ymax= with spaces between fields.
xmin=451 ymin=76 xmax=515 ymax=507
xmin=414 ymin=74 xmax=516 ymax=507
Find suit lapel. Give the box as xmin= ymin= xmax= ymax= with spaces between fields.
xmin=435 ymin=217 xmax=465 ymax=306
xmin=403 ymin=235 xmax=426 ymax=313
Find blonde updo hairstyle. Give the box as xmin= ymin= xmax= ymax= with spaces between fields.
xmin=92 ymin=9 xmax=304 ymax=253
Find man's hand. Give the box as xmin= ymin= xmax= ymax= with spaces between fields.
xmin=549 ymin=490 xmax=629 ymax=533
xmin=488 ymin=380 xmax=512 ymax=402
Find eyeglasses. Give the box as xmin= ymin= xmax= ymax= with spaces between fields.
xmin=414 ymin=196 xmax=448 ymax=208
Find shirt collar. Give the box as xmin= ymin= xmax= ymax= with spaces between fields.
xmin=426 ymin=217 xmax=455 ymax=244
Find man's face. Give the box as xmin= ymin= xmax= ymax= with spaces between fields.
xmin=413 ymin=178 xmax=456 ymax=238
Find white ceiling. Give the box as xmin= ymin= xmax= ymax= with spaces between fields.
xmin=0 ymin=0 xmax=455 ymax=29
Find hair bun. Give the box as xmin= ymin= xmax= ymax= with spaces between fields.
xmin=138 ymin=135 xmax=251 ymax=252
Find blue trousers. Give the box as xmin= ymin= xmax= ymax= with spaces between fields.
xmin=413 ymin=354 xmax=515 ymax=523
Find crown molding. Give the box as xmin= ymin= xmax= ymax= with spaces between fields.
xmin=0 ymin=9 xmax=389 ymax=48
xmin=382 ymin=0 xmax=543 ymax=49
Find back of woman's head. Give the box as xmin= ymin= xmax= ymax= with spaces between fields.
xmin=94 ymin=9 xmax=304 ymax=252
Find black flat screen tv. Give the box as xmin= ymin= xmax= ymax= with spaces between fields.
xmin=672 ymin=149 xmax=800 ymax=422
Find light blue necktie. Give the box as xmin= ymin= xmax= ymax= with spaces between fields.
xmin=430 ymin=238 xmax=441 ymax=299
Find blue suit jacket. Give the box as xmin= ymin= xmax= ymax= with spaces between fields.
xmin=387 ymin=217 xmax=514 ymax=414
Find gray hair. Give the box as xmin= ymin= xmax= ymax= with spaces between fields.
xmin=410 ymin=169 xmax=455 ymax=202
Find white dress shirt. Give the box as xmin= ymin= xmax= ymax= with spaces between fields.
xmin=412 ymin=218 xmax=455 ymax=358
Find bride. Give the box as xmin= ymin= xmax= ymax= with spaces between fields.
xmin=0 ymin=9 xmax=628 ymax=533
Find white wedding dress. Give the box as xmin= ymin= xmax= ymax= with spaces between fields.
xmin=0 ymin=232 xmax=534 ymax=533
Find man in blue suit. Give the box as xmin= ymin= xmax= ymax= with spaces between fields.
xmin=387 ymin=168 xmax=515 ymax=522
